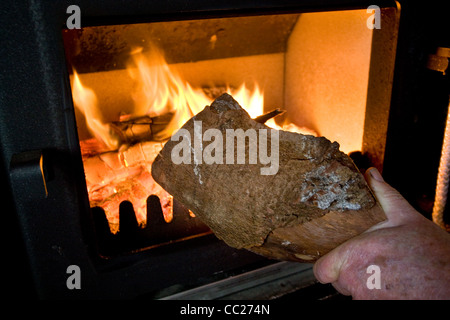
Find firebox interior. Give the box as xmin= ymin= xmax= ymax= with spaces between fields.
xmin=64 ymin=10 xmax=374 ymax=152
xmin=62 ymin=8 xmax=397 ymax=255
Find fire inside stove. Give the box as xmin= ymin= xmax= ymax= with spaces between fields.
xmin=63 ymin=10 xmax=374 ymax=251
xmin=71 ymin=47 xmax=276 ymax=234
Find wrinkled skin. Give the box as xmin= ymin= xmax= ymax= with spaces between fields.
xmin=313 ymin=168 xmax=450 ymax=299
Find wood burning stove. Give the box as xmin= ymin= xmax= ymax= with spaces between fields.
xmin=61 ymin=8 xmax=398 ymax=257
xmin=1 ymin=0 xmax=448 ymax=299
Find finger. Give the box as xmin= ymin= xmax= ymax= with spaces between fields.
xmin=365 ymin=167 xmax=419 ymax=226
xmin=313 ymin=255 xmax=339 ymax=284
xmin=313 ymin=242 xmax=350 ymax=284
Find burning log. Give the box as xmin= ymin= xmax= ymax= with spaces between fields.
xmin=151 ymin=93 xmax=386 ymax=262
xmin=109 ymin=113 xmax=174 ymax=145
xmin=83 ymin=140 xmax=165 ymax=189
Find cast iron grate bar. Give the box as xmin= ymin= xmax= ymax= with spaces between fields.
xmin=92 ymin=196 xmax=211 ymax=257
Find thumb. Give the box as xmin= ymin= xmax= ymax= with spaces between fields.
xmin=364 ymin=167 xmax=421 ymax=227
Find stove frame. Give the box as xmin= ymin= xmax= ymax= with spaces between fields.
xmin=1 ymin=0 xmax=448 ymax=299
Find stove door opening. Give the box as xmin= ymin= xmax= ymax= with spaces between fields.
xmin=62 ymin=8 xmax=397 ymax=256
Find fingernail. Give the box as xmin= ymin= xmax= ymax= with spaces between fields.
xmin=369 ymin=167 xmax=384 ymax=182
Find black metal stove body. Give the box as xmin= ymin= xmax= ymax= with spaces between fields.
xmin=1 ymin=0 xmax=448 ymax=299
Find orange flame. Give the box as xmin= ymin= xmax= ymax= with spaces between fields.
xmin=127 ymin=46 xmax=212 ymax=140
xmin=72 ymin=71 xmax=120 ymax=150
xmin=72 ymin=45 xmax=268 ymax=148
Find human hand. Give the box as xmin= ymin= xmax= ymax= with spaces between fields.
xmin=313 ymin=167 xmax=450 ymax=299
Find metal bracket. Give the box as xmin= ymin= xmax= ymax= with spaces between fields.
xmin=427 ymin=47 xmax=450 ymax=75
